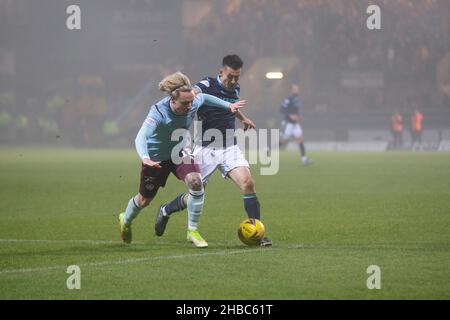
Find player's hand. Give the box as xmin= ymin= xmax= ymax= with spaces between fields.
xmin=229 ymin=100 xmax=246 ymax=113
xmin=289 ymin=114 xmax=300 ymax=122
xmin=143 ymin=158 xmax=162 ymax=168
xmin=241 ymin=117 xmax=256 ymax=131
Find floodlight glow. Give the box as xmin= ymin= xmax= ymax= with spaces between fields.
xmin=265 ymin=72 xmax=284 ymax=80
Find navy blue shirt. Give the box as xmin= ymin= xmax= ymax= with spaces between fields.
xmin=195 ymin=76 xmax=240 ymax=147
xmin=280 ymin=94 xmax=302 ymax=123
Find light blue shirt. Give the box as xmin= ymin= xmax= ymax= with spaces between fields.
xmin=135 ymin=93 xmax=232 ymax=161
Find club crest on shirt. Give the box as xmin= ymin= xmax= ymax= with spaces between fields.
xmin=145 ymin=117 xmax=157 ymax=126
xmin=199 ymin=80 xmax=210 ymax=87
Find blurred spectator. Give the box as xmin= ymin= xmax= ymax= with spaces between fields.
xmin=410 ymin=109 xmax=424 ymax=150
xmin=2 ymin=0 xmax=450 ymax=146
xmin=391 ymin=111 xmax=404 ymax=150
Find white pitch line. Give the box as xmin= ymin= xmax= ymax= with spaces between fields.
xmin=0 ymin=238 xmax=317 ymax=248
xmin=0 ymin=248 xmax=264 ymax=275
xmin=0 ymin=238 xmax=234 ymax=247
xmin=0 ymin=238 xmax=316 ymax=275
xmin=0 ymin=239 xmax=145 ymax=245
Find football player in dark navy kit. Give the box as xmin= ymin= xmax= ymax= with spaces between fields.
xmin=280 ymin=84 xmax=313 ymax=166
xmin=155 ymin=55 xmax=272 ymax=246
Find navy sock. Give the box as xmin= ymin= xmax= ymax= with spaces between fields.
xmin=164 ymin=193 xmax=187 ymax=215
xmin=299 ymin=143 xmax=306 ymax=157
xmin=243 ymin=193 xmax=261 ymax=220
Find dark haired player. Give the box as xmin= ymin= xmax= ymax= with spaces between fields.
xmin=156 ymin=55 xmax=272 ymax=247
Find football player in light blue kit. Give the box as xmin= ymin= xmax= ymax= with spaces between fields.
xmin=118 ymin=72 xmax=245 ymax=248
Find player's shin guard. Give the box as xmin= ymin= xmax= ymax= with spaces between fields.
xmin=244 ymin=193 xmax=261 ymax=220
xmin=187 ymin=189 xmax=204 ymax=230
xmin=124 ymin=196 xmax=142 ymax=224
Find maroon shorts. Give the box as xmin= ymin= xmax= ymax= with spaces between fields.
xmin=139 ymin=157 xmax=200 ymax=198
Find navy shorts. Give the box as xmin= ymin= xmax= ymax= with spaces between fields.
xmin=139 ymin=156 xmax=200 ymax=198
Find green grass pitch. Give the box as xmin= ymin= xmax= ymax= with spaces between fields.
xmin=0 ymin=148 xmax=449 ymax=299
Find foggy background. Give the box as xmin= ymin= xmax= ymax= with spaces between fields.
xmin=0 ymin=0 xmax=449 ymax=149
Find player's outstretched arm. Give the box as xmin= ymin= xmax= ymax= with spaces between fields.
xmin=200 ymin=93 xmax=246 ymax=113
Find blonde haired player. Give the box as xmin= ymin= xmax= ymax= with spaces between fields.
xmin=118 ymin=72 xmax=245 ymax=247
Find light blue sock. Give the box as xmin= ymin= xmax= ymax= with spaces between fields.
xmin=124 ymin=196 xmax=142 ymax=224
xmin=187 ymin=189 xmax=204 ymax=230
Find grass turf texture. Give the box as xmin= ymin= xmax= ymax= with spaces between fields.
xmin=0 ymin=148 xmax=449 ymax=299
